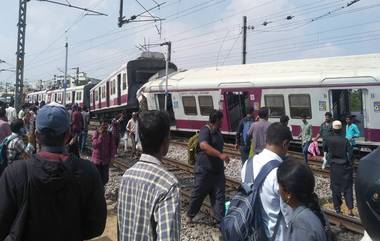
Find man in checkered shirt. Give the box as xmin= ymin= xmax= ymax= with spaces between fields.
xmin=117 ymin=110 xmax=181 ymax=241
xmin=6 ymin=119 xmax=33 ymax=163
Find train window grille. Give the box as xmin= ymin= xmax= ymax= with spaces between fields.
xmin=95 ymin=90 xmax=99 ymax=101
xmin=198 ymin=96 xmax=214 ymax=116
xmin=265 ymin=95 xmax=285 ymax=117
xmin=289 ymin=94 xmax=312 ymax=119
xmin=122 ymin=73 xmax=127 ymax=90
xmin=182 ymin=96 xmax=197 ymax=115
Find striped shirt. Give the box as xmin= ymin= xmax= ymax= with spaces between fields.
xmin=6 ymin=133 xmax=26 ymax=163
xmin=117 ymin=154 xmax=181 ymax=241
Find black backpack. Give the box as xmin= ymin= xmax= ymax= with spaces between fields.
xmin=220 ymin=158 xmax=281 ymax=241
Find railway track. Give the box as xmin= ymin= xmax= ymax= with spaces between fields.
xmin=112 ymin=152 xmax=364 ymax=234
xmin=170 ymin=139 xmax=331 ymax=177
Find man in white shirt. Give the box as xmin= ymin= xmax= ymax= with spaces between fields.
xmin=6 ymin=102 xmax=17 ymax=124
xmin=125 ymin=112 xmax=138 ymax=156
xmin=241 ymin=122 xmax=293 ymax=241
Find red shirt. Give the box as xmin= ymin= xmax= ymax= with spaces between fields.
xmin=71 ymin=111 xmax=83 ymax=133
xmin=91 ymin=130 xmax=115 ymax=165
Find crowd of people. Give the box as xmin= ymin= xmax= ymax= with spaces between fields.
xmin=0 ymin=100 xmax=378 ymax=241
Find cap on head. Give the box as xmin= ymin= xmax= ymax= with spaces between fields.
xmin=36 ymin=102 xmax=70 ymax=135
xmin=332 ymin=120 xmax=342 ymax=130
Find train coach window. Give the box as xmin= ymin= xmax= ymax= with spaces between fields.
xmin=182 ymin=96 xmax=197 ymax=115
xmin=101 ymin=86 xmax=105 ymax=98
xmin=289 ymin=94 xmax=312 ymax=118
xmin=77 ymin=91 xmax=82 ymax=101
xmin=198 ymin=96 xmax=214 ymax=116
xmin=122 ymin=73 xmax=127 ymax=90
xmin=264 ymin=95 xmax=285 ymax=117
xmin=112 ymin=80 xmax=116 ymax=95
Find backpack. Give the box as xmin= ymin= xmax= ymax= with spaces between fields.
xmin=0 ymin=135 xmax=18 ymax=176
xmin=187 ymin=125 xmax=211 ymax=165
xmin=242 ymin=119 xmax=253 ymax=147
xmin=187 ymin=133 xmax=200 ymax=165
xmin=220 ymin=158 xmax=281 ymax=241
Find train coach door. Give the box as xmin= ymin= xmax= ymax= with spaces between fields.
xmin=224 ymin=91 xmax=249 ymax=132
xmin=329 ymin=88 xmax=366 ymax=136
xmin=71 ymin=91 xmax=75 ymax=105
xmin=106 ymin=82 xmax=110 ymax=107
xmin=98 ymin=87 xmax=102 ymax=108
xmin=156 ymin=94 xmax=176 ymax=126
xmin=117 ymin=74 xmax=121 ymax=105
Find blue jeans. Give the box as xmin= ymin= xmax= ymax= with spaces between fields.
xmin=80 ymin=130 xmax=88 ymax=153
xmin=239 ymin=145 xmax=250 ymax=165
xmin=302 ymin=141 xmax=311 ymax=164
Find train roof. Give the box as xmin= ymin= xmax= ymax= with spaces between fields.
xmin=26 ymin=90 xmax=47 ymax=96
xmin=27 ymin=84 xmax=89 ymax=96
xmin=142 ymin=53 xmax=380 ymax=92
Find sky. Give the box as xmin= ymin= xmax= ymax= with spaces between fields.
xmin=1 ymin=0 xmax=380 ymax=87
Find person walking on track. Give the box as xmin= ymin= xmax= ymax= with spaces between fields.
xmin=118 ymin=110 xmax=181 ymax=241
xmin=187 ymin=110 xmax=230 ymax=224
xmin=235 ymin=107 xmax=255 ymax=164
xmin=80 ymin=107 xmax=90 ymax=153
xmin=0 ymin=103 xmax=106 ymax=241
xmin=248 ymin=107 xmax=271 ymax=156
xmin=313 ymin=112 xmax=333 ymax=169
xmin=299 ymin=113 xmax=312 ymax=164
xmin=324 ymin=120 xmax=354 ymax=216
xmin=91 ymin=119 xmax=116 ymax=185
xmin=125 ymin=112 xmax=138 ymax=156
xmin=345 ymin=115 xmax=360 ymax=163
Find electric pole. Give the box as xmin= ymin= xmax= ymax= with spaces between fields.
xmin=160 ymin=41 xmax=171 ymax=111
xmin=242 ymin=16 xmax=247 ymax=65
xmin=14 ymin=0 xmax=106 ymax=109
xmin=15 ymin=0 xmax=29 ymax=110
xmin=63 ymin=40 xmax=68 ymax=106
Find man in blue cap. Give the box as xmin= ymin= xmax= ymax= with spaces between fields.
xmin=0 ymin=103 xmax=106 ymax=241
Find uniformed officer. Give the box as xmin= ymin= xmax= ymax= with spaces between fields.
xmin=324 ymin=120 xmax=354 ymax=216
xmin=186 ymin=110 xmax=230 ymax=224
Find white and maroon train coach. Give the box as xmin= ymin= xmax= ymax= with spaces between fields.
xmin=26 ymin=84 xmax=94 ymax=109
xmin=137 ymin=53 xmax=380 ymax=146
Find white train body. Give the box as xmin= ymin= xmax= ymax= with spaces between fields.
xmin=26 ymin=84 xmax=94 ymax=108
xmin=90 ymin=63 xmax=128 ymax=113
xmin=138 ymin=53 xmax=380 ymax=145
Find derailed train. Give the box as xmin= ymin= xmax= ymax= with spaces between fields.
xmin=27 ymin=53 xmax=380 ymax=147
xmin=137 ymin=53 xmax=380 ymax=147
xmin=26 ymin=52 xmax=177 ymax=117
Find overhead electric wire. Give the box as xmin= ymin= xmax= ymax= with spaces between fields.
xmin=251 ymin=0 xmax=373 ymax=33
xmin=27 ymin=0 xmax=379 ymax=80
